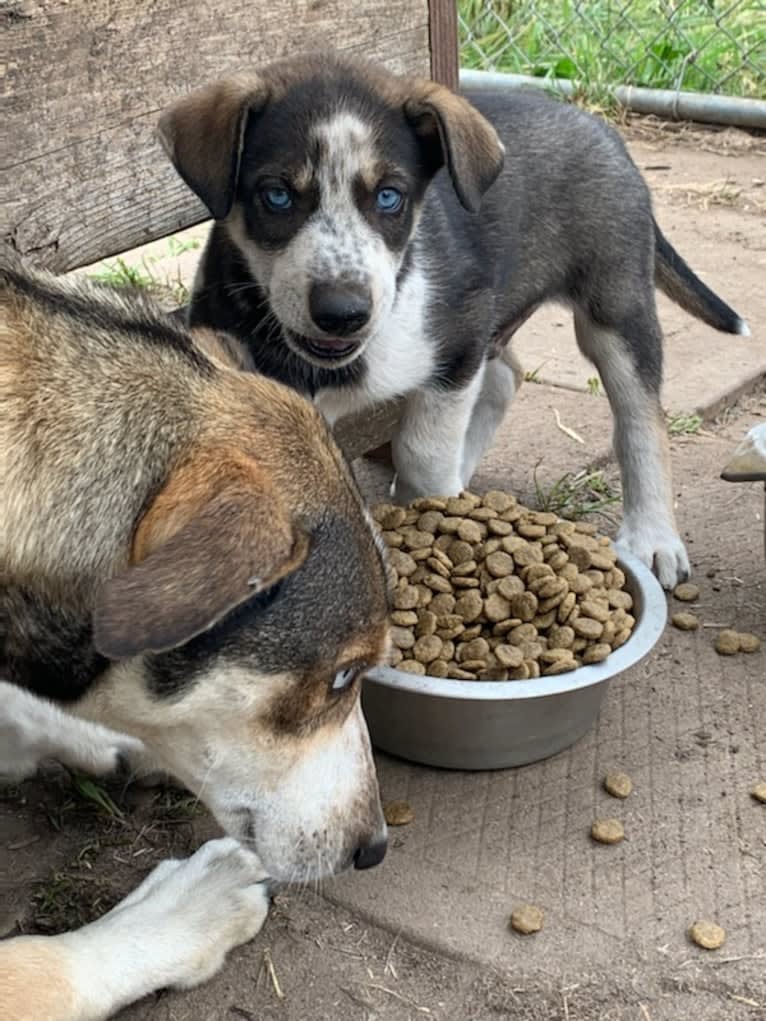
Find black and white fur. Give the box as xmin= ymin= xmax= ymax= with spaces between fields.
xmin=160 ymin=54 xmax=749 ymax=589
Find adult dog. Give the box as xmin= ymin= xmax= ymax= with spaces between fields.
xmin=159 ymin=53 xmax=748 ymax=590
xmin=0 ymin=261 xmax=390 ymax=1019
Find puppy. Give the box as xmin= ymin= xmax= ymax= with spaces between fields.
xmin=158 ymin=53 xmax=748 ymax=590
xmin=0 ymin=262 xmax=390 ymax=1019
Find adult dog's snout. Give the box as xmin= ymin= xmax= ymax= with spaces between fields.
xmin=353 ymin=834 xmax=388 ymax=870
xmin=309 ymin=282 xmax=371 ymax=337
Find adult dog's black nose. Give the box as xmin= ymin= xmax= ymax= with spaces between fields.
xmin=353 ymin=837 xmax=387 ymax=870
xmin=309 ymin=283 xmax=371 ymax=336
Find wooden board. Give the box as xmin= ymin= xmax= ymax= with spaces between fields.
xmin=1 ymin=0 xmax=431 ymax=272
xmin=429 ymin=0 xmax=459 ymax=91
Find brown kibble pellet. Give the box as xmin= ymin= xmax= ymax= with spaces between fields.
xmin=384 ymin=800 xmax=415 ymax=826
xmin=429 ymin=659 xmax=449 ymax=678
xmin=454 ymin=590 xmax=484 ymax=622
xmin=388 ymin=549 xmax=417 ymax=577
xmin=458 ymin=637 xmax=490 ymax=662
xmin=750 ymin=782 xmax=766 ymax=803
xmin=673 ymin=582 xmax=700 ymax=602
xmin=604 ymin=771 xmax=632 ymax=799
xmin=688 ymin=920 xmax=725 ymax=950
xmin=484 ymin=593 xmax=511 ymax=623
xmin=715 ymin=629 xmax=740 ymax=655
xmin=510 ymin=904 xmax=544 ymax=935
xmin=580 ymin=599 xmax=611 ymax=623
xmin=582 ymin=642 xmax=611 ymax=665
xmin=415 ymin=610 xmax=438 ymax=636
xmin=398 ymin=659 xmax=426 ymax=675
xmin=413 ymin=635 xmax=443 ymax=664
xmin=424 ymin=573 xmax=452 ymax=594
xmin=573 ymin=616 xmax=604 ymax=640
xmin=591 ymin=818 xmax=625 ymax=844
xmin=391 ymin=610 xmax=419 ymax=627
xmin=484 ymin=490 xmax=516 ymax=513
xmin=486 ymin=551 xmax=515 ymax=577
xmin=391 ymin=625 xmax=415 ymax=650
xmin=672 ymin=611 xmax=699 ymax=631
xmin=495 ymin=644 xmax=524 ymax=669
xmin=542 ymin=658 xmax=576 ymax=676
xmin=456 ymin=519 xmax=483 ymax=544
xmin=429 ymin=592 xmax=456 ymax=615
xmin=393 ymin=585 xmax=420 ymax=610
xmin=738 ymin=632 xmax=761 ymax=653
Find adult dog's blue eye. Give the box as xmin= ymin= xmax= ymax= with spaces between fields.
xmin=375 ymin=187 xmax=403 ymax=213
xmin=262 ymin=186 xmax=292 ymax=211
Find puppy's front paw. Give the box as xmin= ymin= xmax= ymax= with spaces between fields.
xmin=617 ymin=520 xmax=690 ymax=590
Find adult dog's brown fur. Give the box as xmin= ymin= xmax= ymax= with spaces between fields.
xmin=0 ymin=261 xmax=389 ymax=1019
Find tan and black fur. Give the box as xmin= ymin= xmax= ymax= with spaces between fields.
xmin=1 ymin=262 xmax=389 ymax=1018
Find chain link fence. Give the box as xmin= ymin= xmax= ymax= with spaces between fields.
xmin=459 ymin=1 xmax=765 ymax=101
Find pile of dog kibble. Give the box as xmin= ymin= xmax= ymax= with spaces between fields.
xmin=373 ymin=490 xmax=635 ymax=681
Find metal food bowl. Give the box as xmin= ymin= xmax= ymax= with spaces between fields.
xmin=362 ymin=546 xmax=666 ymax=770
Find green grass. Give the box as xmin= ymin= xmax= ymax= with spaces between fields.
xmin=460 ymin=1 xmax=765 ymax=100
xmin=88 ymin=234 xmax=196 ymax=306
xmin=534 ymin=466 xmax=621 ymax=521
xmin=667 ymin=411 xmax=703 ymax=435
xmin=90 ymin=256 xmax=155 ymax=290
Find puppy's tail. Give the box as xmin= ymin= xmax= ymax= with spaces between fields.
xmin=654 ymin=221 xmax=749 ymax=336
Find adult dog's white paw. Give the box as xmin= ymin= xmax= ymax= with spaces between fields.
xmin=0 ymin=681 xmax=144 ymax=781
xmin=617 ymin=519 xmax=690 ymax=590
xmin=107 ymin=838 xmax=269 ymax=990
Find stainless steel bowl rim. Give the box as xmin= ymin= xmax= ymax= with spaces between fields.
xmin=367 ymin=546 xmax=666 ymax=702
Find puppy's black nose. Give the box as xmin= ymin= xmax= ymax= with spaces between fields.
xmin=309 ymin=283 xmax=371 ymax=336
xmin=353 ymin=837 xmax=387 ymax=870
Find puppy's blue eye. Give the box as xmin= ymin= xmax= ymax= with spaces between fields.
xmin=375 ymin=187 xmax=403 ymax=213
xmin=262 ymin=187 xmax=292 ymax=211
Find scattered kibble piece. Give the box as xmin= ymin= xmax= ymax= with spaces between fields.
xmin=751 ymin=782 xmax=766 ymax=804
xmin=673 ymin=582 xmax=700 ymax=602
xmin=738 ymin=632 xmax=761 ymax=653
xmin=590 ymin=818 xmax=625 ymax=844
xmin=383 ymin=800 xmax=415 ymax=826
xmin=672 ymin=611 xmax=699 ymax=631
xmin=688 ymin=920 xmax=725 ymax=950
xmin=715 ymin=629 xmax=741 ymax=656
xmin=604 ymin=771 xmax=632 ymax=799
xmin=510 ymin=904 xmax=544 ymax=935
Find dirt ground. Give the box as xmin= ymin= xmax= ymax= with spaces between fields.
xmin=2 ymin=119 xmax=765 ymax=1020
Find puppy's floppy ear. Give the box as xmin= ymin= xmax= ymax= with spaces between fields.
xmin=158 ymin=76 xmax=270 ymax=220
xmin=93 ymin=455 xmax=309 ymax=660
xmin=404 ymin=82 xmax=504 ymax=214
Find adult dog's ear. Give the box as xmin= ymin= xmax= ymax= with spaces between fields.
xmin=158 ymin=76 xmax=270 ymax=220
xmin=404 ymin=82 xmax=504 ymax=214
xmin=93 ymin=455 xmax=309 ymax=659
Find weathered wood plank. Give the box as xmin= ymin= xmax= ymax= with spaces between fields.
xmin=1 ymin=0 xmax=431 ymax=272
xmin=429 ymin=0 xmax=459 ymax=90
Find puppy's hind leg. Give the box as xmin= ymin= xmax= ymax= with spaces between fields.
xmin=461 ymin=346 xmax=522 ymax=487
xmin=573 ymin=307 xmax=690 ymax=589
